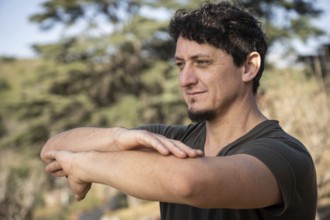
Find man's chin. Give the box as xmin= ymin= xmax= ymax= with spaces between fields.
xmin=188 ymin=110 xmax=216 ymax=123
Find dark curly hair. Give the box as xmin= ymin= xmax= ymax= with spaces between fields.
xmin=169 ymin=1 xmax=268 ymax=94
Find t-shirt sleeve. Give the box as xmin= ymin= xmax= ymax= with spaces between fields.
xmin=133 ymin=124 xmax=188 ymax=140
xmin=234 ymin=138 xmax=315 ymax=216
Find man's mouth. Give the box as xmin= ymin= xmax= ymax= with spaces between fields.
xmin=186 ymin=91 xmax=206 ymax=96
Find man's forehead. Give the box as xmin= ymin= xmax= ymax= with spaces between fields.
xmin=175 ymin=37 xmax=222 ymax=56
xmin=175 ymin=45 xmax=225 ymax=61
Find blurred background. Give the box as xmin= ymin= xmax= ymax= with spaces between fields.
xmin=0 ymin=0 xmax=329 ymax=219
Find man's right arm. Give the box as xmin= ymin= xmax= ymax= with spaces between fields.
xmin=40 ymin=127 xmax=203 ymax=163
xmin=40 ymin=127 xmax=119 ymax=163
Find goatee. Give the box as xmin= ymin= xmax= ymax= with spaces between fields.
xmin=188 ymin=110 xmax=216 ymax=123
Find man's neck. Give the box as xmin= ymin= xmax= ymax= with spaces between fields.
xmin=204 ymin=97 xmax=266 ymax=156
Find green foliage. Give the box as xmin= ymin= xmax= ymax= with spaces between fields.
xmin=0 ymin=151 xmax=45 ymax=220
xmin=29 ymin=0 xmax=142 ymax=30
xmin=1 ymin=0 xmax=325 ymax=177
xmin=240 ymin=0 xmax=324 ymax=43
xmin=0 ymin=0 xmax=328 ymax=218
xmin=0 ymin=78 xmax=11 ymax=93
xmin=0 ymin=116 xmax=6 ymax=138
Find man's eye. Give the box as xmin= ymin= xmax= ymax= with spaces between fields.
xmin=176 ymin=62 xmax=184 ymax=69
xmin=197 ymin=60 xmax=210 ymax=66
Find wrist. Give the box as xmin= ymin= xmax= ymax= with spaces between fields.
xmin=111 ymin=127 xmax=128 ymax=151
xmin=74 ymin=151 xmax=97 ymax=183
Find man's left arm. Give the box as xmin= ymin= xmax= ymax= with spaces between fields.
xmin=45 ymin=150 xmax=281 ymax=208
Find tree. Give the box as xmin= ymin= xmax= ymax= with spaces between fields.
xmin=0 ymin=151 xmax=44 ymax=220
xmin=0 ymin=0 xmax=326 ymax=217
xmin=20 ymin=0 xmax=323 ymax=136
xmin=26 ymin=0 xmax=192 ymax=131
xmin=24 ymin=0 xmax=325 ymax=132
xmin=240 ymin=0 xmax=324 ymax=44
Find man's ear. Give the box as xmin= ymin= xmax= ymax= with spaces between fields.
xmin=242 ymin=52 xmax=261 ymax=82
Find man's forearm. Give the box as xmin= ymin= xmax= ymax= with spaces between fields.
xmin=75 ymin=150 xmax=196 ymax=203
xmin=40 ymin=127 xmax=122 ymax=162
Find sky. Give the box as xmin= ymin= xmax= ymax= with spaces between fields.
xmin=0 ymin=0 xmax=330 ymax=58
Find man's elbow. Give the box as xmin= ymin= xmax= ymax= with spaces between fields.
xmin=172 ymin=169 xmax=208 ymax=208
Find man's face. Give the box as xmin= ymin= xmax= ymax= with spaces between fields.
xmin=174 ymin=36 xmax=244 ymax=122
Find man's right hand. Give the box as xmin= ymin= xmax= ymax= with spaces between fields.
xmin=113 ymin=128 xmax=203 ymax=158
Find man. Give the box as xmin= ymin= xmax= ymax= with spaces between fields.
xmin=41 ymin=1 xmax=317 ymax=220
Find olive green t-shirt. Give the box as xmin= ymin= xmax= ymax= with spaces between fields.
xmin=137 ymin=120 xmax=317 ymax=220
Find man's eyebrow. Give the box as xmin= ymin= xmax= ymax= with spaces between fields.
xmin=174 ymin=56 xmax=183 ymax=61
xmin=174 ymin=54 xmax=211 ymax=61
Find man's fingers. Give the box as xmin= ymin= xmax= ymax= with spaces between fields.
xmin=137 ymin=132 xmax=170 ymax=156
xmin=123 ymin=130 xmax=203 ymax=158
xmin=45 ymin=160 xmax=62 ymax=173
xmin=43 ymin=150 xmax=57 ymax=163
xmin=42 ymin=150 xmax=91 ymax=201
xmin=156 ymin=137 xmax=188 ymax=158
xmin=171 ymin=140 xmax=204 ymax=157
xmin=145 ymin=133 xmax=203 ymax=158
xmin=52 ymin=169 xmax=68 ymax=177
xmin=69 ymin=181 xmax=92 ymax=201
xmin=166 ymin=140 xmax=203 ymax=158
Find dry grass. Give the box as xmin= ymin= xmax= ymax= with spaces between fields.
xmin=259 ymin=68 xmax=330 ymax=208
xmin=32 ymin=67 xmax=330 ymax=219
xmin=99 ymin=68 xmax=330 ymax=219
xmin=104 ymin=201 xmax=160 ymax=220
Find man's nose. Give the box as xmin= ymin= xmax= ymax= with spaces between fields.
xmin=179 ymin=65 xmax=198 ymax=87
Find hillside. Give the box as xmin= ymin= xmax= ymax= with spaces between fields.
xmin=0 ymin=58 xmax=329 ymax=219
